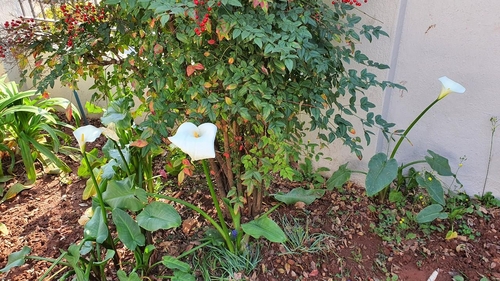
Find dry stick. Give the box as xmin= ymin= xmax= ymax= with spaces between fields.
xmin=482 ymin=117 xmax=498 ymax=196
xmin=222 ymin=121 xmax=234 ymax=190
xmin=233 ymin=120 xmax=244 ymax=197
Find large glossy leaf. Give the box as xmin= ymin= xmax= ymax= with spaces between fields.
xmin=365 ymin=153 xmax=398 ymax=196
xmin=102 ymin=178 xmax=147 ymax=212
xmin=416 ymin=204 xmax=448 ymax=223
xmin=136 ymin=201 xmax=181 ymax=231
xmin=326 ymin=163 xmax=351 ymax=190
xmin=241 ymin=216 xmax=286 ymax=243
xmin=112 ymin=208 xmax=145 ymax=251
xmin=0 ymin=246 xmax=31 ymax=272
xmin=84 ymin=206 xmax=109 ymax=243
xmin=425 ymin=150 xmax=453 ymax=176
xmin=416 ymin=172 xmax=445 ymax=205
xmin=273 ymin=188 xmax=325 ymax=205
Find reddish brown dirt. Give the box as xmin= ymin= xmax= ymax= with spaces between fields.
xmin=1 ymin=151 xmax=499 ymax=280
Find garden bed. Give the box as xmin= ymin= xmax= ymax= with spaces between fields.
xmin=1 ymin=157 xmax=499 ymax=280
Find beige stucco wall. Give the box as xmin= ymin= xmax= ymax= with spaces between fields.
xmin=382 ymin=0 xmax=500 ymax=197
xmin=323 ymin=0 xmax=500 ymax=198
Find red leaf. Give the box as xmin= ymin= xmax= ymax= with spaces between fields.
xmin=153 ymin=43 xmax=163 ymax=54
xmin=183 ymin=167 xmax=193 ymax=177
xmin=186 ymin=65 xmax=195 ymax=77
xmin=65 ymin=104 xmax=72 ymax=122
xmin=149 ymin=101 xmax=155 ymax=115
xmin=193 ymin=63 xmax=204 ymax=70
xmin=130 ymin=139 xmax=149 ymax=148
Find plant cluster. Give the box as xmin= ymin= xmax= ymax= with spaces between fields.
xmin=0 ymin=0 xmax=403 ymax=218
xmin=0 ymin=1 xmax=414 ymax=279
xmin=0 ymin=76 xmax=80 ymax=184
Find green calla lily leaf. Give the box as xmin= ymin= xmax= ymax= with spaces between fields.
xmin=0 ymin=246 xmax=31 ymax=273
xmin=241 ymin=216 xmax=286 ymax=243
xmin=326 ymin=163 xmax=351 ymax=190
xmin=112 ymin=208 xmax=145 ymax=251
xmin=137 ymin=201 xmax=181 ymax=231
xmin=416 ymin=204 xmax=448 ymax=223
xmin=365 ymin=153 xmax=398 ymax=196
xmin=416 ymin=172 xmax=445 ymax=206
xmin=84 ymin=206 xmax=108 ymax=243
xmin=425 ymin=150 xmax=453 ymax=176
xmin=273 ymin=187 xmax=325 ymax=205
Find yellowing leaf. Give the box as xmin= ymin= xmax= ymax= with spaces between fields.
xmin=83 ymin=178 xmax=97 ymax=200
xmin=445 ymin=230 xmax=458 ymax=240
xmin=225 ymin=97 xmax=232 ymax=105
xmin=204 ymin=82 xmax=212 ymax=88
xmin=0 ymin=222 xmax=8 ymax=236
xmin=226 ymin=84 xmax=237 ymax=90
xmin=178 ymin=170 xmax=185 ymax=185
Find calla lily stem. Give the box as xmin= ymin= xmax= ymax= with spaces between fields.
xmin=201 ymin=159 xmax=233 ymax=250
xmin=81 ymin=151 xmax=119 ymax=269
xmin=390 ymin=99 xmax=439 ymax=159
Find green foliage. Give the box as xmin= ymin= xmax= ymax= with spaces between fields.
xmin=193 ymin=245 xmax=260 ymax=281
xmin=280 ymin=215 xmax=336 ymax=255
xmin=241 ymin=216 xmax=287 ymax=243
xmin=365 ymin=153 xmax=398 ymax=196
xmin=273 ymin=187 xmax=325 ymax=205
xmin=4 ymin=0 xmax=402 ymax=215
xmin=0 ymin=76 xmax=80 ymax=184
xmin=0 ymin=246 xmax=30 ymax=273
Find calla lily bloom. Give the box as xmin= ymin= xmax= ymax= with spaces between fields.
xmin=437 ymin=76 xmax=466 ymax=100
xmin=73 ymin=125 xmax=103 ymax=151
xmin=168 ymin=122 xmax=217 ymax=161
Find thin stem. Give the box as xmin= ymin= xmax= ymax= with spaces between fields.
xmin=112 ymin=139 xmax=132 ymax=176
xmin=82 ymin=151 xmax=119 ymax=269
xmin=482 ymin=118 xmax=498 ymax=196
xmin=400 ymin=160 xmax=426 ymax=170
xmin=201 ymin=160 xmax=232 ymax=248
xmin=82 ymin=152 xmax=108 ymax=226
xmin=390 ymin=99 xmax=440 ymax=159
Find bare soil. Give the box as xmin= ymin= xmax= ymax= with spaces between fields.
xmin=1 ymin=140 xmax=500 ymax=280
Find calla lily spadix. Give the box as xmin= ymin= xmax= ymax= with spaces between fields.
xmin=168 ymin=122 xmax=217 ymax=161
xmin=73 ymin=125 xmax=103 ymax=151
xmin=437 ymin=76 xmax=466 ymax=100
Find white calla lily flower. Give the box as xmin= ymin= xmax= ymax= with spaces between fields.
xmin=73 ymin=125 xmax=103 ymax=151
xmin=168 ymin=122 xmax=217 ymax=161
xmin=437 ymin=76 xmax=465 ymax=100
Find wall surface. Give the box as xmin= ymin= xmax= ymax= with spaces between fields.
xmin=2 ymin=1 xmax=500 ymax=197
xmin=318 ymin=0 xmax=500 ymax=198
